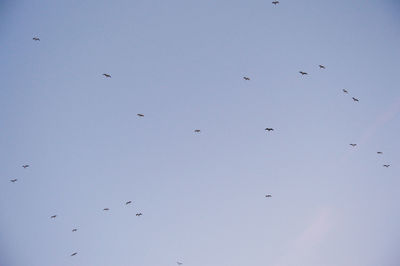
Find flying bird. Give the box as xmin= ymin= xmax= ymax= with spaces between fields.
xmin=102 ymin=73 xmax=111 ymax=78
xmin=352 ymin=97 xmax=359 ymax=102
xmin=137 ymin=114 xmax=144 ymax=117
xmin=72 ymin=229 xmax=78 ymax=232
xmin=70 ymin=252 xmax=77 ymax=257
xmin=22 ymin=164 xmax=29 ymax=168
xmin=272 ymin=1 xmax=279 ymax=5
xmin=177 ymin=262 xmax=183 ymax=265
xmin=265 ymin=194 xmax=272 ymax=198
xmin=243 ymin=77 xmax=250 ymax=80
xmin=377 ymin=152 xmax=383 ymax=154
xmin=125 ymin=201 xmax=132 ymax=205
xmin=32 ymin=37 xmax=40 ymax=41
xmin=50 ymin=215 xmax=57 ymax=219
xmin=265 ymin=128 xmax=274 ymax=131
xmin=299 ymin=71 xmax=308 ymax=75
xmin=383 ymin=164 xmax=390 ymax=168
xmin=136 ymin=213 xmax=143 ymax=216
xmin=319 ymin=65 xmax=326 ymax=69
xmin=10 ymin=179 xmax=17 ymax=183
xmin=343 ymin=89 xmax=348 ymax=94
xmin=350 ymin=144 xmax=357 ymax=147
xmin=103 ymin=208 xmax=109 ymax=211
xmin=194 ymin=129 xmax=201 ymax=133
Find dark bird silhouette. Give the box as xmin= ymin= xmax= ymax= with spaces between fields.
xmin=343 ymin=89 xmax=348 ymax=94
xmin=265 ymin=128 xmax=274 ymax=132
xmin=125 ymin=201 xmax=132 ymax=205
xmin=243 ymin=77 xmax=250 ymax=80
xmin=194 ymin=129 xmax=201 ymax=133
xmin=72 ymin=229 xmax=78 ymax=232
xmin=71 ymin=252 xmax=77 ymax=257
xmin=102 ymin=73 xmax=111 ymax=78
xmin=299 ymin=71 xmax=308 ymax=75
xmin=50 ymin=215 xmax=57 ymax=219
xmin=350 ymin=144 xmax=357 ymax=147
xmin=32 ymin=37 xmax=40 ymax=41
xmin=265 ymin=194 xmax=272 ymax=198
xmin=272 ymin=1 xmax=279 ymax=5
xmin=136 ymin=213 xmax=143 ymax=217
xmin=319 ymin=65 xmax=326 ymax=69
xmin=383 ymin=164 xmax=390 ymax=168
xmin=137 ymin=114 xmax=144 ymax=117
xmin=103 ymin=208 xmax=109 ymax=211
xmin=22 ymin=164 xmax=29 ymax=168
xmin=177 ymin=262 xmax=183 ymax=265
xmin=377 ymin=152 xmax=383 ymax=154
xmin=352 ymin=97 xmax=359 ymax=102
xmin=10 ymin=179 xmax=17 ymax=183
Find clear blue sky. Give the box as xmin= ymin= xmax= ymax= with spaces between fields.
xmin=1 ymin=0 xmax=400 ymax=265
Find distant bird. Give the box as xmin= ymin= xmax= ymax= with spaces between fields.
xmin=177 ymin=262 xmax=183 ymax=265
xmin=243 ymin=77 xmax=250 ymax=80
xmin=10 ymin=179 xmax=17 ymax=183
xmin=102 ymin=73 xmax=111 ymax=78
xmin=70 ymin=252 xmax=77 ymax=257
xmin=350 ymin=144 xmax=357 ymax=147
xmin=194 ymin=129 xmax=201 ymax=133
xmin=50 ymin=215 xmax=57 ymax=219
xmin=137 ymin=114 xmax=144 ymax=117
xmin=265 ymin=128 xmax=274 ymax=132
xmin=265 ymin=194 xmax=272 ymax=198
xmin=352 ymin=97 xmax=359 ymax=102
xmin=272 ymin=1 xmax=279 ymax=5
xmin=136 ymin=213 xmax=143 ymax=216
xmin=299 ymin=71 xmax=308 ymax=75
xmin=103 ymin=208 xmax=109 ymax=211
xmin=343 ymin=89 xmax=348 ymax=94
xmin=377 ymin=152 xmax=383 ymax=154
xmin=32 ymin=37 xmax=40 ymax=41
xmin=72 ymin=229 xmax=78 ymax=232
xmin=125 ymin=201 xmax=132 ymax=205
xmin=319 ymin=65 xmax=326 ymax=69
xmin=383 ymin=164 xmax=390 ymax=168
xmin=22 ymin=164 xmax=29 ymax=168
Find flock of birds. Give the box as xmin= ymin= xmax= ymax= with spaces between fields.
xmin=18 ymin=0 xmax=392 ymax=263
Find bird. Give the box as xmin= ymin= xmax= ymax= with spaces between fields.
xmin=125 ymin=201 xmax=132 ymax=205
xmin=350 ymin=144 xmax=357 ymax=147
xmin=383 ymin=164 xmax=390 ymax=168
xmin=50 ymin=215 xmax=57 ymax=219
xmin=102 ymin=73 xmax=111 ymax=78
xmin=10 ymin=179 xmax=17 ymax=183
xmin=343 ymin=89 xmax=348 ymax=94
xmin=243 ymin=77 xmax=250 ymax=80
xmin=265 ymin=128 xmax=274 ymax=132
xmin=22 ymin=164 xmax=29 ymax=168
xmin=137 ymin=113 xmax=144 ymax=117
xmin=319 ymin=65 xmax=326 ymax=69
xmin=299 ymin=71 xmax=308 ymax=75
xmin=32 ymin=37 xmax=40 ymax=41
xmin=265 ymin=194 xmax=272 ymax=198
xmin=177 ymin=262 xmax=183 ymax=265
xmin=272 ymin=1 xmax=279 ymax=5
xmin=70 ymin=252 xmax=78 ymax=257
xmin=72 ymin=229 xmax=78 ymax=232
xmin=377 ymin=152 xmax=383 ymax=154
xmin=103 ymin=208 xmax=109 ymax=211
xmin=136 ymin=213 xmax=143 ymax=216
xmin=194 ymin=129 xmax=201 ymax=133
xmin=352 ymin=97 xmax=359 ymax=102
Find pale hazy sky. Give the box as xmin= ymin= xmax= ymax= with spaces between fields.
xmin=1 ymin=1 xmax=400 ymax=266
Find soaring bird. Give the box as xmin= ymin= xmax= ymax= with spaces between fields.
xmin=299 ymin=71 xmax=308 ymax=75
xmin=383 ymin=164 xmax=390 ymax=168
xmin=71 ymin=252 xmax=77 ymax=257
xmin=125 ymin=201 xmax=132 ymax=205
xmin=352 ymin=97 xmax=359 ymax=102
xmin=350 ymin=144 xmax=357 ymax=147
xmin=265 ymin=128 xmax=274 ymax=132
xmin=50 ymin=215 xmax=57 ymax=219
xmin=265 ymin=194 xmax=272 ymax=198
xmin=10 ymin=179 xmax=17 ymax=183
xmin=137 ymin=114 xmax=144 ymax=117
xmin=194 ymin=129 xmax=201 ymax=133
xmin=377 ymin=152 xmax=383 ymax=154
xmin=272 ymin=1 xmax=279 ymax=4
xmin=32 ymin=37 xmax=40 ymax=41
xmin=177 ymin=262 xmax=183 ymax=265
xmin=136 ymin=213 xmax=143 ymax=216
xmin=102 ymin=73 xmax=111 ymax=78
xmin=72 ymin=229 xmax=78 ymax=232
xmin=343 ymin=89 xmax=348 ymax=94
xmin=22 ymin=164 xmax=29 ymax=168
xmin=103 ymin=208 xmax=109 ymax=211
xmin=319 ymin=65 xmax=326 ymax=69
xmin=243 ymin=77 xmax=250 ymax=80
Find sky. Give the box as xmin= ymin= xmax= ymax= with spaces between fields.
xmin=1 ymin=0 xmax=400 ymax=265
